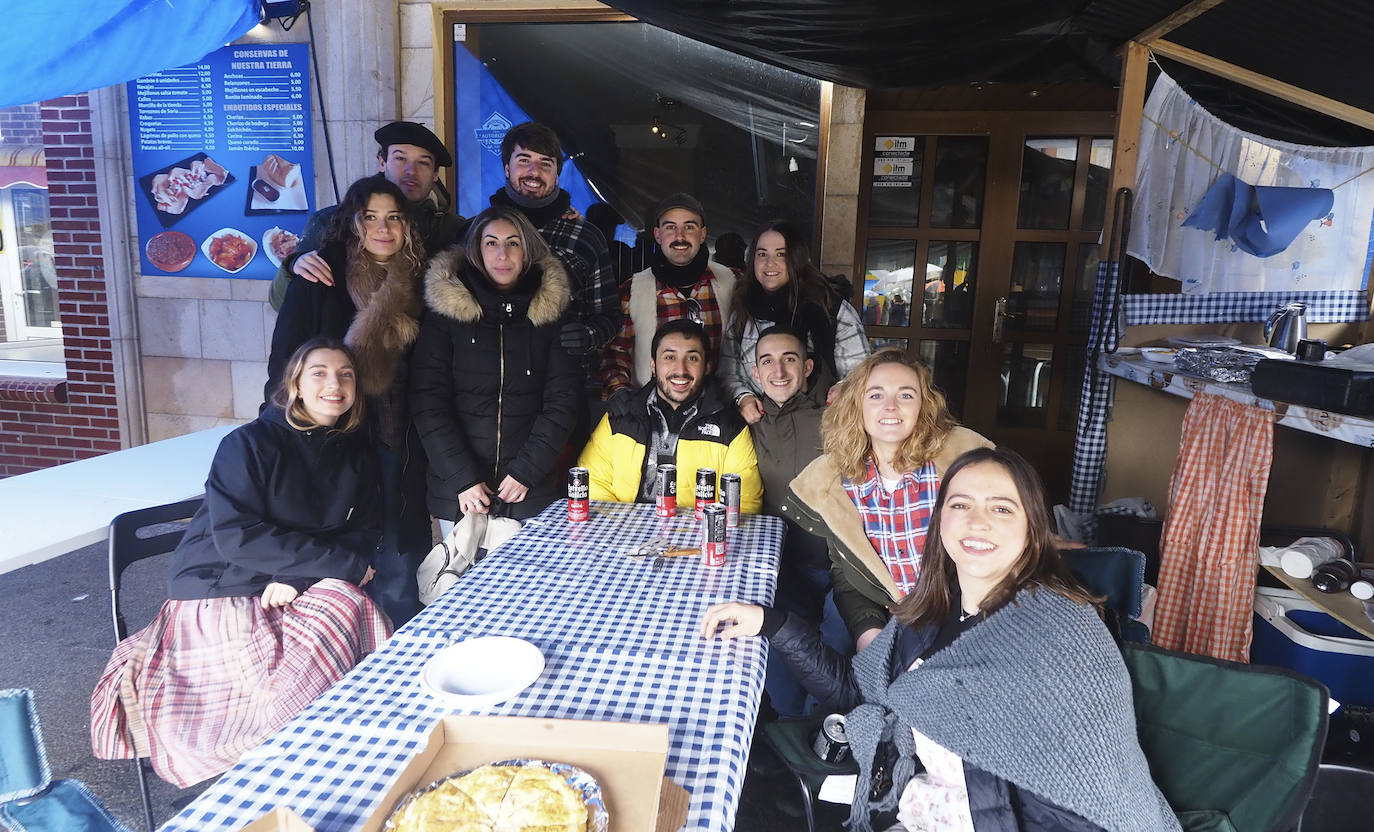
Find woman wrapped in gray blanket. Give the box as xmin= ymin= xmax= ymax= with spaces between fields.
xmin=701 ymin=447 xmax=1181 ymax=832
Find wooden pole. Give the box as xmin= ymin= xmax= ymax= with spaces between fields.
xmin=1101 ymin=41 xmax=1150 ymax=257
xmin=1131 ymin=0 xmax=1229 ymax=45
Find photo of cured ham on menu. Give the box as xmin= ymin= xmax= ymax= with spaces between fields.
xmin=137 ymin=152 xmax=236 ymax=228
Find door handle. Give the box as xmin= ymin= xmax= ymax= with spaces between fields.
xmin=992 ymin=296 xmax=1020 ymax=343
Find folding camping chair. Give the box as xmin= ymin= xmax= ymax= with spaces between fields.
xmin=106 ymin=498 xmax=202 ymax=832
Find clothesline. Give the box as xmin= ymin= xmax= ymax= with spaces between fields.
xmin=1142 ymin=54 xmax=1374 ymax=191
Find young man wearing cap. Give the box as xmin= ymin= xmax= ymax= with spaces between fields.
xmin=578 ymin=318 xmax=761 ymax=511
xmin=268 ymin=121 xmax=465 ymax=309
xmin=489 ymin=122 xmax=619 ymax=400
xmin=600 ymin=192 xmax=736 ymax=400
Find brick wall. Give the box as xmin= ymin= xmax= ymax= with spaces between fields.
xmin=0 ymin=104 xmax=43 ymax=145
xmin=0 ymin=94 xmax=121 ymax=476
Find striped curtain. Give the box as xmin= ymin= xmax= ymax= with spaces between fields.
xmin=1152 ymin=392 xmax=1274 ymax=662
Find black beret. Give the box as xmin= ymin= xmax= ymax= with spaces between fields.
xmin=374 ymin=121 xmax=452 ymax=167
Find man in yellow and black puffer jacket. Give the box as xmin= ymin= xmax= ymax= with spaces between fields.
xmin=579 ymin=319 xmax=762 ymax=511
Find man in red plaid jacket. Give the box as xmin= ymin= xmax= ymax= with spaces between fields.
xmin=600 ymin=192 xmax=736 ymax=402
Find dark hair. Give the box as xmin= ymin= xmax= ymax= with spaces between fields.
xmin=271 ymin=337 xmax=366 ymax=434
xmin=894 ymin=447 xmax=1099 ymax=629
xmin=585 ymin=202 xmax=622 ymax=241
xmin=754 ymin=323 xmax=806 ymax=356
xmin=712 ymin=232 xmax=747 ymax=269
xmin=730 ymin=219 xmax=837 ymax=338
xmin=501 ymin=122 xmax=564 ymax=172
xmin=320 ymin=175 xmax=423 ymax=274
xmin=462 ymin=206 xmax=552 ymax=284
xmin=651 ymin=318 xmax=709 ymax=360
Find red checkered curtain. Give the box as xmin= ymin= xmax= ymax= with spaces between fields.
xmin=1153 ymin=392 xmax=1274 ymax=661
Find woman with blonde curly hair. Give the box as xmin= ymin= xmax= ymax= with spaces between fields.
xmin=781 ymin=348 xmax=991 ymax=651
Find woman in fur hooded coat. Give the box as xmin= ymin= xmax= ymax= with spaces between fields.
xmin=268 ymin=175 xmax=430 ymax=625
xmin=410 ymin=206 xmax=582 ymax=524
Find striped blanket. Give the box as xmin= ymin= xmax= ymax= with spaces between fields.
xmin=90 ymin=579 xmax=392 ymax=787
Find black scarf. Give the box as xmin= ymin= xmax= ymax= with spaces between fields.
xmin=744 ymin=282 xmax=838 ymax=377
xmin=489 ymin=186 xmax=572 ymax=230
xmin=650 ymin=247 xmax=711 ymax=296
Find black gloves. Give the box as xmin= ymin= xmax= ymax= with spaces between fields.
xmin=559 ymin=322 xmax=596 ymax=355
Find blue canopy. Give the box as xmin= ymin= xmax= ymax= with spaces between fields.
xmin=0 ymin=1 xmax=259 ymax=109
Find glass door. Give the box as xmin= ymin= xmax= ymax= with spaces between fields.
xmin=856 ymin=112 xmax=1113 ymax=500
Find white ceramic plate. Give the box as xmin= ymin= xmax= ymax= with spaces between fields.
xmin=1166 ymin=334 xmax=1241 ymax=348
xmin=200 ymin=227 xmax=257 ymax=273
xmin=261 ymin=226 xmax=300 ymax=268
xmin=420 ymin=636 xmax=544 ymax=709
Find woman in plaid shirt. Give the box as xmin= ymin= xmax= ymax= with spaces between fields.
xmin=781 ymin=350 xmax=991 ymax=651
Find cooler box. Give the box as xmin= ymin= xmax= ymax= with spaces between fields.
xmin=1252 ymin=587 xmax=1374 ymax=708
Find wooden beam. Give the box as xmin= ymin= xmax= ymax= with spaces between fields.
xmin=1151 ymin=38 xmax=1374 ymax=132
xmin=1132 ymin=0 xmax=1229 ymax=45
xmin=1101 ymin=41 xmax=1150 ymax=257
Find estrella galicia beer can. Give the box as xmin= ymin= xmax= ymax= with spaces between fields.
xmin=720 ymin=472 xmax=742 ymax=528
xmin=812 ymin=713 xmax=851 ymax=763
xmin=655 ymin=464 xmax=677 ymax=517
xmin=567 ymin=466 xmax=589 ymax=522
xmin=695 ymin=467 xmax=717 ymax=520
xmin=702 ymin=503 xmax=727 ymax=566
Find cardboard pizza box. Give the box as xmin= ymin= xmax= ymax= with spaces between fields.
xmin=237 ymin=807 xmax=313 ymax=832
xmin=360 ymin=716 xmax=676 ymax=832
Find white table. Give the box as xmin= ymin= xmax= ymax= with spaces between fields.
xmin=0 ymin=424 xmax=234 ymax=574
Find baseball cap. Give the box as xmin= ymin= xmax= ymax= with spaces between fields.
xmin=374 ymin=121 xmax=452 ymax=167
xmin=651 ymin=192 xmax=705 ymax=226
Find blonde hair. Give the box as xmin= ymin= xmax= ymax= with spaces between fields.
xmin=821 ymin=349 xmax=956 ymax=480
xmin=272 ymin=338 xmax=367 ymax=434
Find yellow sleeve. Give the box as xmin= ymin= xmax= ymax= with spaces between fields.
xmin=726 ymin=426 xmax=765 ymax=514
xmin=577 ymin=415 xmax=618 ymax=502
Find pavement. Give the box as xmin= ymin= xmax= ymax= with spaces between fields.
xmin=0 ymin=538 xmax=850 ymax=831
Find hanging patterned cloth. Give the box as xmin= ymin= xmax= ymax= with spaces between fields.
xmin=1152 ymin=393 xmax=1274 ymax=662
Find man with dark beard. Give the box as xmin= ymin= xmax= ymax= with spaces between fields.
xmin=490 ymin=122 xmax=619 ymax=402
xmin=600 ymin=192 xmax=737 ymax=401
xmin=578 ymin=319 xmax=761 ymax=510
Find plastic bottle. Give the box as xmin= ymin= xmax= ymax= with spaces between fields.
xmin=1280 ymin=537 xmax=1346 ymax=579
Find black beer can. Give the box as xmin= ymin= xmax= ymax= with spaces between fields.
xmin=567 ymin=466 xmax=589 ymax=522
xmin=702 ymin=503 xmax=727 ymax=566
xmin=655 ymin=464 xmax=677 ymax=517
xmin=694 ymin=467 xmax=717 ymax=520
xmin=719 ymin=473 xmax=742 ymax=528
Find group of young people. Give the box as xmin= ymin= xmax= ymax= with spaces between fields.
xmin=89 ymin=118 xmax=1180 ymax=830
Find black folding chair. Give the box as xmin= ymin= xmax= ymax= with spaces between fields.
xmin=107 ymin=497 xmax=202 ymax=832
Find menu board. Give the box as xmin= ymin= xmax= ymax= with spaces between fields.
xmin=128 ymin=43 xmax=314 ymax=280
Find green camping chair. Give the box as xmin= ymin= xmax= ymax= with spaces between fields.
xmin=1123 ymin=642 xmax=1328 ymax=832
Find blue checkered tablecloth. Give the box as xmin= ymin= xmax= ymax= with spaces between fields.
xmin=160 ymin=501 xmax=783 ymax=832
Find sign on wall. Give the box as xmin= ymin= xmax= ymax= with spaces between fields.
xmin=127 ymin=43 xmax=314 ymax=280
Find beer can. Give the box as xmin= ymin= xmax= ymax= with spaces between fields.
xmin=567 ymin=466 xmax=589 ymax=522
xmin=719 ymin=473 xmax=742 ymax=528
xmin=655 ymin=464 xmax=677 ymax=517
xmin=811 ymin=713 xmax=851 ymax=764
xmin=702 ymin=503 xmax=727 ymax=566
xmin=695 ymin=468 xmax=717 ymax=520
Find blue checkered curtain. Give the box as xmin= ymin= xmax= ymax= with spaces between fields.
xmin=1068 ymin=260 xmax=1122 ymax=516
xmin=1122 ymin=289 xmax=1368 ymax=325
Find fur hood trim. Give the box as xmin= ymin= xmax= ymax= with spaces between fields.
xmin=424 ymin=247 xmax=572 ymax=327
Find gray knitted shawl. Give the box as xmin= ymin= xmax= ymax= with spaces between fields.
xmin=845 ymin=588 xmax=1181 ymax=832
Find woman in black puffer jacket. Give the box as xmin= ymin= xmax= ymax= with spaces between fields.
xmin=411 ymin=206 xmax=582 ymax=524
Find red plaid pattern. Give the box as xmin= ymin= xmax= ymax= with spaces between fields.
xmin=843 ymin=459 xmax=941 ymax=596
xmin=90 ymin=579 xmax=391 ymax=787
xmin=601 ymin=273 xmax=727 ymax=394
xmin=1153 ymin=393 xmax=1274 ymax=662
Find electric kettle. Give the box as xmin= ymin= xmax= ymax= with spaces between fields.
xmin=1264 ymin=301 xmax=1308 ymax=353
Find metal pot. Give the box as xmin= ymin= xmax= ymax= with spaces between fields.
xmin=1264 ymin=301 xmax=1308 ymax=354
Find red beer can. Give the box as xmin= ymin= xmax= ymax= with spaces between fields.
xmin=567 ymin=466 xmax=590 ymax=522
xmin=695 ymin=468 xmax=717 ymax=520
xmin=702 ymin=504 xmax=727 ymax=566
xmin=720 ymin=472 xmax=742 ymax=528
xmin=655 ymin=464 xmax=677 ymax=517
